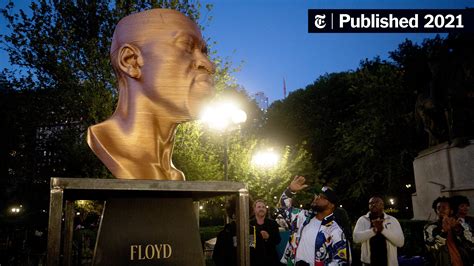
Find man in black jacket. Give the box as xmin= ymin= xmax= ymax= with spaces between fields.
xmin=250 ymin=199 xmax=281 ymax=266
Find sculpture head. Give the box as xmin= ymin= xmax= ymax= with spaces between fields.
xmin=87 ymin=9 xmax=215 ymax=180
xmin=110 ymin=9 xmax=215 ymax=121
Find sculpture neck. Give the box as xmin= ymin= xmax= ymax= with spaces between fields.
xmin=88 ymin=83 xmax=186 ymax=180
xmin=113 ymin=111 xmax=178 ymax=166
xmin=114 ymin=82 xmax=192 ymax=124
xmin=88 ymin=110 xmax=183 ymax=180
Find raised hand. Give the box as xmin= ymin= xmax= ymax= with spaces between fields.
xmin=442 ymin=216 xmax=457 ymax=232
xmin=289 ymin=176 xmax=309 ymax=193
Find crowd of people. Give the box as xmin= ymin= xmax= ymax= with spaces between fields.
xmin=212 ymin=176 xmax=474 ymax=266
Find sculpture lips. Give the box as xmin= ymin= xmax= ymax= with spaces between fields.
xmin=193 ymin=74 xmax=214 ymax=94
xmin=194 ymin=73 xmax=212 ymax=84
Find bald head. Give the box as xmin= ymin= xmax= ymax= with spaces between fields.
xmin=110 ymin=9 xmax=200 ymax=55
xmin=108 ymin=8 xmax=214 ymax=120
xmin=87 ymin=8 xmax=215 ymax=181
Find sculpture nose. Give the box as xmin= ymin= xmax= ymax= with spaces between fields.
xmin=194 ymin=51 xmax=215 ymax=74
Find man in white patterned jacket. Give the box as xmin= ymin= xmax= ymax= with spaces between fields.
xmin=279 ymin=176 xmax=348 ymax=266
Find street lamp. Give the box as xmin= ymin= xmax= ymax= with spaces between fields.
xmin=9 ymin=205 xmax=22 ymax=214
xmin=200 ymin=101 xmax=247 ymax=181
xmin=252 ymin=149 xmax=279 ymax=169
xmin=389 ymin=198 xmax=395 ymax=205
xmin=252 ymin=148 xmax=280 ymax=206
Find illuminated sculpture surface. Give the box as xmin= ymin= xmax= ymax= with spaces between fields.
xmin=87 ymin=9 xmax=215 ymax=180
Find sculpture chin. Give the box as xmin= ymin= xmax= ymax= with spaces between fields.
xmin=188 ymin=92 xmax=214 ymax=120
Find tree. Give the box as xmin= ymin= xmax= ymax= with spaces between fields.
xmin=264 ymin=59 xmax=420 ymax=217
xmin=173 ymin=85 xmax=316 ymax=201
xmin=173 ymin=121 xmax=223 ymax=181
xmin=331 ymin=59 xmax=419 ymax=215
xmin=390 ymin=34 xmax=474 ymax=147
xmin=0 ymin=0 xmax=212 ymax=218
xmin=264 ymin=33 xmax=474 ymax=218
xmin=1 ymin=1 xmax=314 ymax=219
xmin=0 ymin=0 xmax=211 ymax=184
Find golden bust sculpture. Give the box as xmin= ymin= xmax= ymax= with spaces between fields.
xmin=87 ymin=9 xmax=215 ymax=180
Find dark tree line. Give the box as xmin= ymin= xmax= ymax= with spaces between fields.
xmin=263 ymin=33 xmax=474 ymax=218
xmin=0 ymin=0 xmax=309 ymax=221
xmin=0 ymin=0 xmax=211 ymax=215
xmin=1 ymin=1 xmax=473 ymax=221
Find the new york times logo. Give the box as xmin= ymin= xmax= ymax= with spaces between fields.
xmin=314 ymin=14 xmax=326 ymax=29
xmin=308 ymin=9 xmax=474 ymax=33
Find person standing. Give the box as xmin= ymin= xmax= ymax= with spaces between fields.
xmin=424 ymin=196 xmax=473 ymax=266
xmin=250 ymin=199 xmax=281 ymax=266
xmin=353 ymin=196 xmax=404 ymax=266
xmin=451 ymin=195 xmax=474 ymax=262
xmin=452 ymin=195 xmax=474 ymax=231
xmin=279 ymin=176 xmax=348 ymax=266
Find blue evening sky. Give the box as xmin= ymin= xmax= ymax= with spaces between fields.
xmin=200 ymin=0 xmax=473 ymax=102
xmin=1 ymin=0 xmax=473 ymax=103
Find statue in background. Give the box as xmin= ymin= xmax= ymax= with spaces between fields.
xmin=414 ymin=35 xmax=474 ymax=148
xmin=87 ymin=9 xmax=215 ymax=180
xmin=415 ymin=94 xmax=448 ymax=147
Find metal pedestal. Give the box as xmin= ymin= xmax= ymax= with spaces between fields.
xmin=46 ymin=178 xmax=250 ymax=266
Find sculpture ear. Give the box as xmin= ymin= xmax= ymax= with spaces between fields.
xmin=118 ymin=44 xmax=143 ymax=79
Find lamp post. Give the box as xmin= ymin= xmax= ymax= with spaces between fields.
xmin=224 ymin=135 xmax=229 ymax=181
xmin=201 ymin=101 xmax=247 ymax=224
xmin=9 ymin=205 xmax=23 ymax=215
xmin=200 ymin=101 xmax=247 ymax=181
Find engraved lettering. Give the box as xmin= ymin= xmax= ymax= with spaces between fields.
xmin=145 ymin=244 xmax=155 ymax=259
xmin=130 ymin=243 xmax=173 ymax=260
xmin=154 ymin=244 xmax=163 ymax=259
xmin=130 ymin=245 xmax=138 ymax=260
xmin=138 ymin=244 xmax=145 ymax=260
xmin=163 ymin=244 xmax=172 ymax=258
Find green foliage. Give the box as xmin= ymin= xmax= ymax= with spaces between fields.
xmin=264 ymin=33 xmax=474 ymax=218
xmin=0 ymin=0 xmax=313 ymax=217
xmin=245 ymin=144 xmax=317 ymax=206
xmin=0 ymin=0 xmax=210 ymax=185
xmin=173 ymin=122 xmax=223 ymax=181
xmin=265 ymin=45 xmax=460 ymax=217
xmin=390 ymin=34 xmax=474 ymax=145
xmin=1 ymin=0 xmax=209 ymax=92
xmin=74 ymin=200 xmax=103 ymax=216
xmin=173 ymin=49 xmax=313 ymax=207
xmin=173 ymin=88 xmax=315 ymax=208
xmin=200 ymin=225 xmax=223 ymax=242
xmin=198 ymin=198 xmax=227 ymax=226
xmin=332 ymin=59 xmax=418 ymax=202
xmin=211 ymin=56 xmax=243 ymax=94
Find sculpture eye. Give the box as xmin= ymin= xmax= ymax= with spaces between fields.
xmin=176 ymin=37 xmax=194 ymax=54
xmin=201 ymin=45 xmax=209 ymax=55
